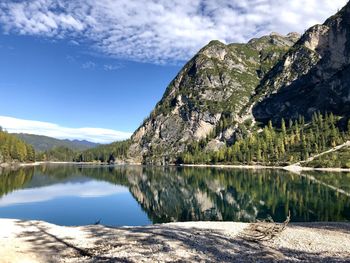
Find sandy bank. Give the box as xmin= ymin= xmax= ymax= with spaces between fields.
xmin=182 ymin=163 xmax=350 ymax=173
xmin=180 ymin=163 xmax=284 ymax=170
xmin=283 ymin=164 xmax=350 ymax=173
xmin=0 ymin=219 xmax=349 ymax=262
xmin=19 ymin=161 xmax=90 ymax=167
xmin=18 ymin=161 xmax=143 ymax=167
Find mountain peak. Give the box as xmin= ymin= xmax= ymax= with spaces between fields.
xmin=129 ymin=32 xmax=299 ymax=163
xmin=286 ymin=32 xmax=301 ymax=41
xmin=206 ymin=40 xmax=226 ymax=47
xmin=252 ymin=0 xmax=350 ymax=123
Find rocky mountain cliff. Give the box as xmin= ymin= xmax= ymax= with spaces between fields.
xmin=252 ymin=2 xmax=350 ymax=123
xmin=128 ymin=1 xmax=350 ymax=164
xmin=129 ymin=33 xmax=300 ymax=163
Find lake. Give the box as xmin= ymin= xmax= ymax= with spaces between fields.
xmin=0 ymin=164 xmax=349 ymax=226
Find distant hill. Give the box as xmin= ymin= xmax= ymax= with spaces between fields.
xmin=0 ymin=129 xmax=35 ymax=163
xmin=12 ymin=133 xmax=99 ymax=152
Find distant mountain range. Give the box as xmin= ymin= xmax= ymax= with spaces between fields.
xmin=13 ymin=133 xmax=99 ymax=152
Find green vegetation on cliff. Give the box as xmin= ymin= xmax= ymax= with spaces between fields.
xmin=304 ymin=146 xmax=350 ymax=168
xmin=178 ymin=112 xmax=349 ymax=166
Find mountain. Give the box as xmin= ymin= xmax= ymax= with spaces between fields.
xmin=13 ymin=133 xmax=99 ymax=152
xmin=126 ymin=1 xmax=350 ymax=165
xmin=129 ymin=33 xmax=300 ymax=163
xmin=78 ymin=1 xmax=350 ymax=166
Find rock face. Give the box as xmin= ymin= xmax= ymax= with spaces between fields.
xmin=129 ymin=34 xmax=299 ymax=163
xmin=252 ymin=3 xmax=350 ymax=123
xmin=129 ymin=1 xmax=350 ymax=163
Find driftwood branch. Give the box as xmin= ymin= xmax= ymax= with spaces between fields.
xmin=242 ymin=211 xmax=291 ymax=242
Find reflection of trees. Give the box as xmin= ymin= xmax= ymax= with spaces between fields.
xmin=124 ymin=167 xmax=259 ymax=223
xmin=1 ymin=165 xmax=349 ymax=223
xmin=0 ymin=167 xmax=34 ymax=197
xmin=118 ymin=167 xmax=350 ymax=223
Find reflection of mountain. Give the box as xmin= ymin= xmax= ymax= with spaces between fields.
xmin=1 ymin=165 xmax=349 ymax=223
xmin=124 ymin=167 xmax=259 ymax=223
xmin=122 ymin=167 xmax=350 ymax=223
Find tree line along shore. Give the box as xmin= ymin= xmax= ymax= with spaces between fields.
xmin=2 ymin=112 xmax=350 ymax=169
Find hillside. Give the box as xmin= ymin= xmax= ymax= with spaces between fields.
xmin=303 ymin=144 xmax=350 ymax=168
xmin=13 ymin=133 xmax=99 ymax=152
xmin=0 ymin=129 xmax=35 ymax=164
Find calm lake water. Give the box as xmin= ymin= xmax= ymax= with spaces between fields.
xmin=0 ymin=164 xmax=349 ymax=226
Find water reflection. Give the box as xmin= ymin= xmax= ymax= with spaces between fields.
xmin=0 ymin=181 xmax=128 ymax=207
xmin=0 ymin=165 xmax=349 ymax=226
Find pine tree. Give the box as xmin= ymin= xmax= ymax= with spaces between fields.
xmin=281 ymin=118 xmax=286 ymax=134
xmin=289 ymin=119 xmax=293 ymax=129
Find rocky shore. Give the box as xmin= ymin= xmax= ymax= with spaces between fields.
xmin=0 ymin=219 xmax=349 ymax=262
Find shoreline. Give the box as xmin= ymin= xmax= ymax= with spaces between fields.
xmin=180 ymin=163 xmax=350 ymax=173
xmin=1 ymin=161 xmax=350 ymax=173
xmin=0 ymin=218 xmax=349 ymax=262
xmin=19 ymin=161 xmax=144 ymax=166
xmin=180 ymin=163 xmax=284 ymax=170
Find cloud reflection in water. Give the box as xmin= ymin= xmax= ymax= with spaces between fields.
xmin=0 ymin=180 xmax=128 ymax=207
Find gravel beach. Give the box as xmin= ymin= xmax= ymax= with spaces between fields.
xmin=0 ymin=219 xmax=349 ymax=262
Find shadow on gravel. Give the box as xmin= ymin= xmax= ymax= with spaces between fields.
xmin=289 ymin=222 xmax=350 ymax=235
xmin=14 ymin=221 xmax=349 ymax=263
xmin=85 ymin=224 xmax=350 ymax=262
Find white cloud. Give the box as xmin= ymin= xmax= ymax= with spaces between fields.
xmin=103 ymin=64 xmax=123 ymax=71
xmin=81 ymin=61 xmax=96 ymax=69
xmin=0 ymin=0 xmax=348 ymax=64
xmin=0 ymin=116 xmax=132 ymax=144
xmin=69 ymin=39 xmax=80 ymax=46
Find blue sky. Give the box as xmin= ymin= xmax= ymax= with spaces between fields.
xmin=0 ymin=0 xmax=347 ymax=143
xmin=0 ymin=34 xmax=180 ymax=132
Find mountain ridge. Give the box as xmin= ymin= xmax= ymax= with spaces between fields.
xmin=13 ymin=133 xmax=99 ymax=152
